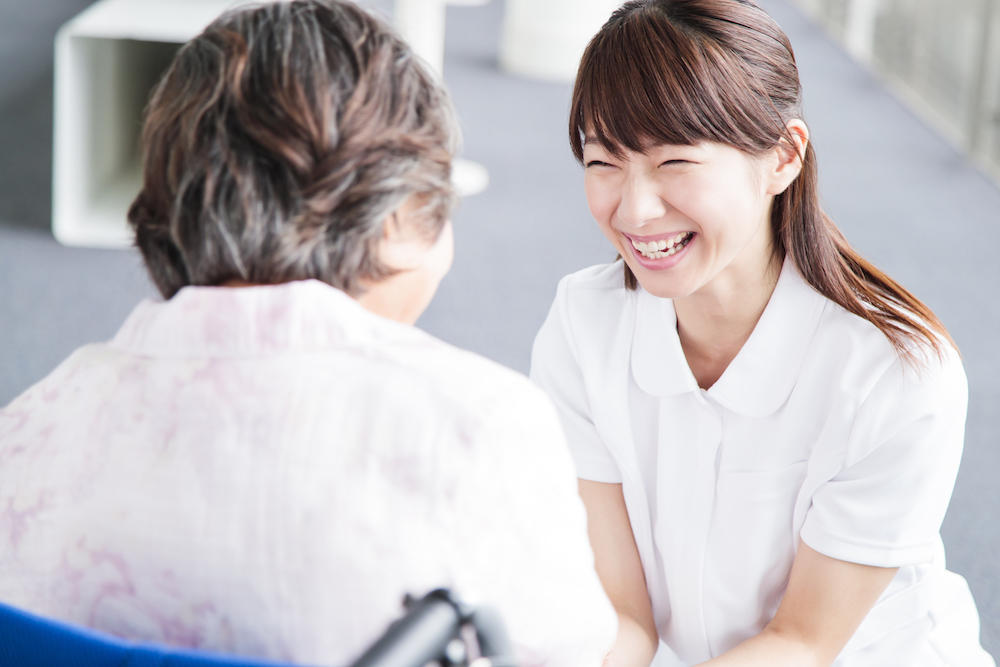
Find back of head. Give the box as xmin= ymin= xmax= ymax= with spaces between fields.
xmin=129 ymin=0 xmax=457 ymax=299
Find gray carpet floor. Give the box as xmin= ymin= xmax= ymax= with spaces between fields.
xmin=1 ymin=0 xmax=997 ymax=657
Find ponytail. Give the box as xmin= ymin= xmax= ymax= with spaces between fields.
xmin=774 ymin=142 xmax=954 ymax=363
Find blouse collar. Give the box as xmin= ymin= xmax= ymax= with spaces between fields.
xmin=630 ymin=258 xmax=828 ymax=417
xmin=112 ymin=279 xmax=422 ymax=357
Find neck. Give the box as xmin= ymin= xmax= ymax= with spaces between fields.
xmin=674 ymin=249 xmax=783 ymax=389
xmin=355 ymin=272 xmax=425 ymax=325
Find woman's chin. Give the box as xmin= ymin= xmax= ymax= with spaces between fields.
xmin=636 ymin=281 xmax=690 ymax=300
xmin=626 ymin=262 xmax=695 ymax=300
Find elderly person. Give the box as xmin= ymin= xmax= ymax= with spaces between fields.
xmin=0 ymin=1 xmax=615 ymax=665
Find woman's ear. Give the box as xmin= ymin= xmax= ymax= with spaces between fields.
xmin=766 ymin=119 xmax=810 ymax=196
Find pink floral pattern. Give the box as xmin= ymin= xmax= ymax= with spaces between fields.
xmin=0 ymin=280 xmax=615 ymax=666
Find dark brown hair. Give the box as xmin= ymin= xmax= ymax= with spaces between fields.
xmin=570 ymin=0 xmax=953 ymax=361
xmin=128 ymin=0 xmax=457 ymax=299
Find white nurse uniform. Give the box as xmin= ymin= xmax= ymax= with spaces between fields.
xmin=531 ymin=258 xmax=994 ymax=666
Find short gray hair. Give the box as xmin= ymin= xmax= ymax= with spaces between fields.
xmin=128 ymin=0 xmax=458 ymax=298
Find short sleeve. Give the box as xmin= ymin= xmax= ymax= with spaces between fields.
xmin=530 ymin=278 xmax=622 ymax=483
xmin=800 ymin=348 xmax=968 ymax=567
xmin=449 ymin=384 xmax=618 ymax=667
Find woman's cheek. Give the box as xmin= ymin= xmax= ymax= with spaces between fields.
xmin=585 ymin=183 xmax=616 ymax=226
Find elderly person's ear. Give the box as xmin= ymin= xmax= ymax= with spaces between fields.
xmin=359 ymin=196 xmax=454 ymax=324
xmin=377 ymin=195 xmax=454 ymax=272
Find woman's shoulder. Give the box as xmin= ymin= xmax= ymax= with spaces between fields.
xmin=531 ymin=261 xmax=639 ymax=388
xmin=811 ymin=293 xmax=965 ymax=405
xmin=556 ymin=259 xmax=628 ymax=295
xmin=547 ymin=260 xmax=634 ymax=330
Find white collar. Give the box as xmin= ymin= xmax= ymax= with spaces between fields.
xmin=112 ymin=279 xmax=424 ymax=357
xmin=630 ymin=258 xmax=828 ymax=417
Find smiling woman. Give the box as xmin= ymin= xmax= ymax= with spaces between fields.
xmin=569 ymin=2 xmax=948 ymax=363
xmin=530 ymin=1 xmax=995 ymax=666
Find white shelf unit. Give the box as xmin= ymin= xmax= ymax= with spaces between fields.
xmin=52 ymin=0 xmax=249 ymax=247
xmin=52 ymin=0 xmax=496 ymax=248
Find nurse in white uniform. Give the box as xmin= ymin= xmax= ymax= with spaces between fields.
xmin=530 ymin=1 xmax=995 ymax=665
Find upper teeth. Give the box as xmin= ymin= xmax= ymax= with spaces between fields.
xmin=631 ymin=232 xmax=691 ymax=258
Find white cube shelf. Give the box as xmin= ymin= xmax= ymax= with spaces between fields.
xmin=52 ymin=0 xmax=241 ymax=247
xmin=53 ymin=0 xmax=491 ymax=247
xmin=499 ymin=0 xmax=620 ymax=82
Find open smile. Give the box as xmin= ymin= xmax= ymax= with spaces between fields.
xmin=622 ymin=230 xmax=697 ymax=271
xmin=627 ymin=231 xmax=695 ymax=260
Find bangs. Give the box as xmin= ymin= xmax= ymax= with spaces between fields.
xmin=570 ymin=5 xmax=777 ymax=161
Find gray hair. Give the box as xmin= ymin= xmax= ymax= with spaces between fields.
xmin=128 ymin=0 xmax=458 ymax=298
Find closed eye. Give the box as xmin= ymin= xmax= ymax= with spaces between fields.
xmin=585 ymin=160 xmax=614 ymax=168
xmin=659 ymin=160 xmax=691 ymax=167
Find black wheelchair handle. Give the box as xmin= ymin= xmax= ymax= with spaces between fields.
xmin=348 ymin=589 xmax=517 ymax=667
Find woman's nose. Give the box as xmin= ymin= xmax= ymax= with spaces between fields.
xmin=618 ymin=174 xmax=667 ymax=228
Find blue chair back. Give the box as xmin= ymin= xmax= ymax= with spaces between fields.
xmin=0 ymin=600 xmax=299 ymax=667
xmin=0 ymin=589 xmax=513 ymax=667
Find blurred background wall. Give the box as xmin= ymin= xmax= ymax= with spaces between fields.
xmin=0 ymin=0 xmax=997 ymax=658
xmin=0 ymin=0 xmax=96 ymax=229
xmin=792 ymin=0 xmax=1000 ymax=182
